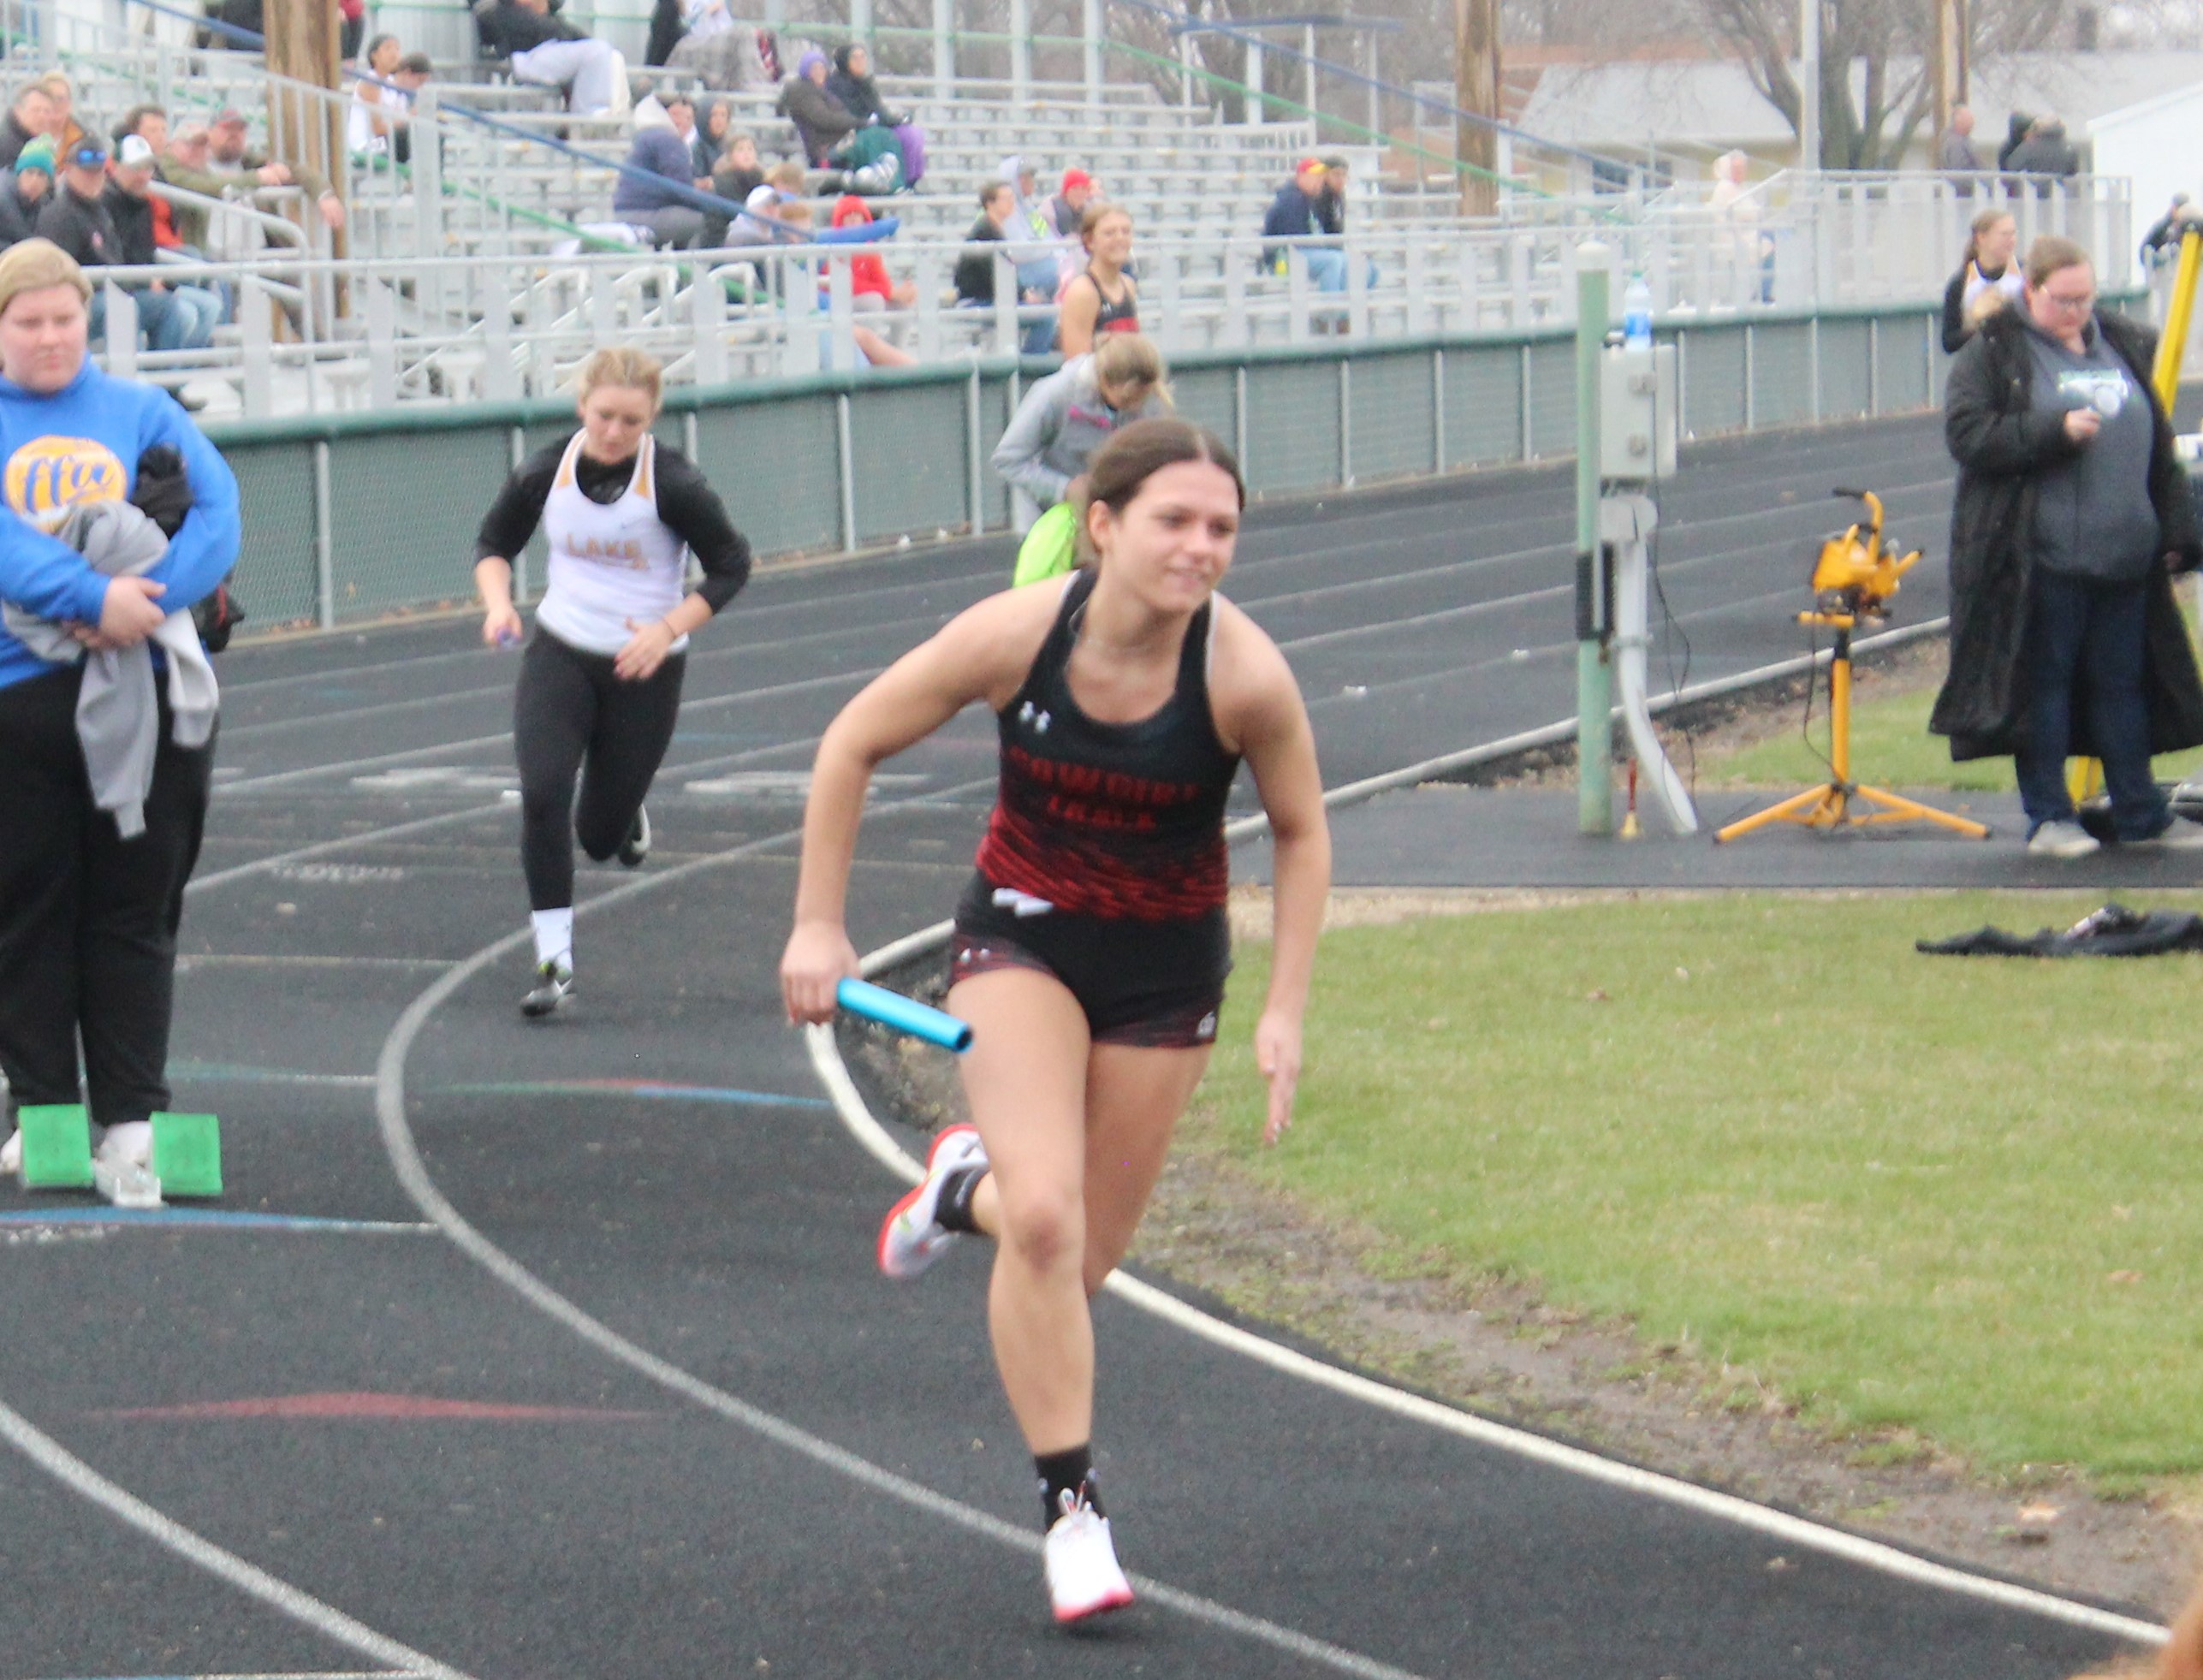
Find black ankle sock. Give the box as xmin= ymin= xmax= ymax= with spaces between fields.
xmin=1036 ymin=1445 xmax=1102 ymax=1528
xmin=935 ymin=1165 xmax=986 ymax=1233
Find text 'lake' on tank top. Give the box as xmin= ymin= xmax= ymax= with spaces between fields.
xmin=533 ymin=431 xmax=692 ymax=657
xmin=975 ymin=568 xmax=1240 ymax=922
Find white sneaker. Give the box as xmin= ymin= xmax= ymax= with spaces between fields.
xmin=0 ymin=1129 xmax=19 ymax=1175
xmin=2028 ymin=820 xmax=2101 ymax=859
xmin=876 ymin=1125 xmax=988 ymax=1279
xmin=97 ymin=1119 xmax=153 ymax=1168
xmin=1043 ymin=1494 xmax=1135 ymax=1624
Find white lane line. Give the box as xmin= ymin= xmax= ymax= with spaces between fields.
xmin=214 ymin=665 xmax=874 ymax=796
xmin=33 ymin=1671 xmax=422 ymax=1678
xmin=187 ymin=806 xmax=508 ymax=894
xmin=371 ymin=792 xmax=1428 ymax=1680
xmin=815 ymin=976 xmax=2165 ymax=1651
xmin=0 ymin=1398 xmax=475 ymax=1680
xmin=807 ymin=668 xmax=2166 ymax=1655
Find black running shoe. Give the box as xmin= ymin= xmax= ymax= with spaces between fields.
xmin=521 ymin=961 xmax=574 ymax=1018
xmin=617 ymin=806 xmax=651 ymax=869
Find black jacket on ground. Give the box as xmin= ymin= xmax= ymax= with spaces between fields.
xmin=36 ymin=183 xmax=116 ymax=269
xmin=1929 ymin=306 xmax=2203 ymax=760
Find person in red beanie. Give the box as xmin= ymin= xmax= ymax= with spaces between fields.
xmin=828 ymin=193 xmax=917 ymax=307
xmin=1049 ymin=166 xmax=1095 ymax=238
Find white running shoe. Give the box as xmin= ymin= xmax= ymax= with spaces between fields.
xmin=1043 ymin=1493 xmax=1135 ymax=1624
xmin=876 ymin=1125 xmax=988 ymax=1279
xmin=97 ymin=1119 xmax=153 ymax=1168
xmin=2028 ymin=820 xmax=2100 ymax=859
xmin=0 ymin=1128 xmax=19 ymax=1175
xmin=617 ymin=805 xmax=651 ymax=869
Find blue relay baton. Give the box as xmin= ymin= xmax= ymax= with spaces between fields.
xmin=836 ymin=977 xmax=975 ymax=1053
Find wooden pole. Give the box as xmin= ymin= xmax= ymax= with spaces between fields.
xmin=1455 ymin=0 xmax=1499 ymax=215
xmin=1927 ymin=0 xmax=1968 ymax=135
xmin=261 ymin=0 xmax=342 ymax=202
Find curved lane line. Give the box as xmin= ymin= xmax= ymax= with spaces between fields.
xmin=805 ymin=634 xmax=2167 ymax=1655
xmin=370 ymin=794 xmax=1431 ymax=1680
xmin=0 ymin=1398 xmax=474 ymax=1680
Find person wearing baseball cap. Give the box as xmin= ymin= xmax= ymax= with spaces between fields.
xmin=1049 ymin=166 xmax=1095 ymax=238
xmin=35 ymin=134 xmax=116 ymax=283
xmin=205 ymin=109 xmax=346 ymax=232
xmin=102 ymin=134 xmax=222 ymax=353
xmin=1261 ymin=156 xmax=1349 ymax=300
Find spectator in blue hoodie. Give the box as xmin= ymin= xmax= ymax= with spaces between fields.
xmin=1261 ymin=157 xmax=1346 ymax=293
xmin=613 ymin=92 xmax=705 ymax=248
xmin=0 ymin=236 xmax=240 ymax=1179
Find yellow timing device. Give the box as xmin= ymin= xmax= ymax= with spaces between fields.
xmin=1809 ymin=488 xmax=1918 ymax=619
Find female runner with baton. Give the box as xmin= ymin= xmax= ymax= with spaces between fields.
xmin=476 ymin=346 xmax=751 ymax=1018
xmin=780 ymin=418 xmax=1329 ymax=1623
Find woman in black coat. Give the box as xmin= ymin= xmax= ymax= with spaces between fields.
xmin=1930 ymin=234 xmax=2203 ymax=855
xmin=825 ymin=42 xmax=906 ymax=128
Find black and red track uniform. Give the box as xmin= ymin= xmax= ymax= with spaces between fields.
xmin=950 ymin=568 xmax=1238 ymax=1047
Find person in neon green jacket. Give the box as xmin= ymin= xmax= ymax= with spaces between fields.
xmin=995 ymin=334 xmax=1169 ymax=585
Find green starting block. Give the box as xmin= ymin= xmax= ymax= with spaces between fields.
xmin=11 ymin=1107 xmax=221 ymax=1200
xmin=151 ymin=1112 xmax=222 ymax=1198
xmin=15 ymin=1104 xmax=95 ymax=1189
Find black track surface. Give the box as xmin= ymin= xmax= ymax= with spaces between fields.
xmin=0 ymin=413 xmax=2156 ymax=1680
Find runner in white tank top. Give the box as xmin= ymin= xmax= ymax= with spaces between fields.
xmin=474 ymin=348 xmax=751 ymax=1017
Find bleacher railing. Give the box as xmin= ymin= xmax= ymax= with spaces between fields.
xmin=202 ymin=300 xmax=1958 ymax=632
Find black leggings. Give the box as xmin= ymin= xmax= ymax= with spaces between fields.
xmin=0 ymin=665 xmax=214 ymax=1129
xmin=514 ymin=631 xmax=685 ymax=911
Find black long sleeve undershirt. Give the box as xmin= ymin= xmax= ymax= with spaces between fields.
xmin=475 ymin=439 xmax=752 ymax=614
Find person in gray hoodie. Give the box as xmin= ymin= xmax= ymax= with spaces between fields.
xmin=991 ymin=334 xmax=1170 ymax=529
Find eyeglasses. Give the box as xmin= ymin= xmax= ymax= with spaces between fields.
xmin=2040 ymin=289 xmax=2095 ymax=312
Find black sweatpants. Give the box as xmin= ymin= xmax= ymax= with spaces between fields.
xmin=514 ymin=630 xmax=685 ymax=911
xmin=0 ymin=664 xmax=215 ymax=1129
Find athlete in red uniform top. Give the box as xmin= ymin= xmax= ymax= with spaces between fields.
xmin=781 ymin=418 xmax=1330 ymax=1626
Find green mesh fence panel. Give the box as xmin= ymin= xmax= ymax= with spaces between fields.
xmin=1169 ymin=368 xmax=1237 ymax=448
xmin=978 ymin=371 xmax=1017 ymax=531
xmin=225 ymin=441 xmax=320 ymax=630
xmin=326 ymin=426 xmax=511 ymax=622
xmin=1683 ymin=328 xmax=1746 ymax=436
xmin=1875 ymin=314 xmax=1932 ymax=413
xmin=692 ymin=396 xmax=841 ymax=559
xmin=1442 ymin=345 xmax=1523 ymax=467
xmin=1347 ymin=352 xmax=1435 ymax=483
xmin=1751 ymin=322 xmax=1814 ymax=428
xmin=852 ymin=383 xmax=971 ymax=543
xmin=1244 ymin=360 xmax=1343 ymax=496
xmin=1819 ymin=318 xmax=1873 ymax=419
xmin=1526 ymin=341 xmax=1576 ymax=459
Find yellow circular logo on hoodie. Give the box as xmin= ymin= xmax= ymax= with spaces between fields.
xmin=6 ymin=436 xmax=126 ymax=531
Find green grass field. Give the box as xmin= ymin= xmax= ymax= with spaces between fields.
xmin=1701 ymin=682 xmax=2203 ymax=792
xmin=1193 ymin=894 xmax=2203 ymax=1482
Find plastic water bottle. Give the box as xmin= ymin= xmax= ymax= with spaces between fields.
xmin=1623 ymin=275 xmax=1654 ymax=349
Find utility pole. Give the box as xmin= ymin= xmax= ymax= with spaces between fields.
xmin=262 ymin=0 xmax=342 ymax=204
xmin=1455 ymin=0 xmax=1499 ymax=216
xmin=1797 ymin=0 xmax=1820 ymax=172
xmin=1927 ymin=0 xmax=1967 ymax=135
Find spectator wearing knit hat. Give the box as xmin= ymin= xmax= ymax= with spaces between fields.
xmin=1049 ymin=168 xmax=1094 ymax=239
xmin=0 ymin=137 xmax=54 ymax=248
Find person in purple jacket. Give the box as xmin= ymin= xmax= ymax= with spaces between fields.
xmin=0 ymin=237 xmax=240 ymax=1176
xmin=613 ymin=92 xmax=705 ymax=248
